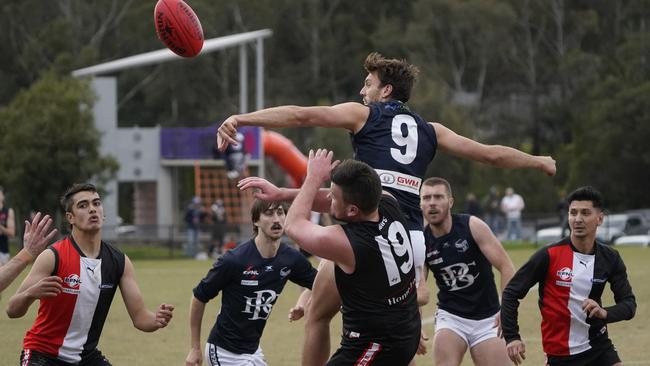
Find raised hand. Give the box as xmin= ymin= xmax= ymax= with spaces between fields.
xmin=23 ymin=212 xmax=58 ymax=259
xmin=216 ymin=116 xmax=239 ymax=152
xmin=238 ymin=177 xmax=284 ymax=201
xmin=306 ymin=149 xmax=340 ymax=184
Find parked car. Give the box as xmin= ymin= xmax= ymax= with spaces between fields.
xmin=596 ymin=212 xmax=650 ymax=244
xmin=535 ymin=226 xmax=563 ymax=244
xmin=614 ymin=234 xmax=650 ymax=247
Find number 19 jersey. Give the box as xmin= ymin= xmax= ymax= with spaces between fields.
xmin=335 ymin=195 xmax=420 ymax=342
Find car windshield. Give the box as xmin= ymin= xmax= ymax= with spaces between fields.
xmin=602 ymin=215 xmax=627 ymax=230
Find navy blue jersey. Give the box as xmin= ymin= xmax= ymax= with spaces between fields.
xmin=335 ymin=195 xmax=420 ymax=342
xmin=193 ymin=240 xmax=317 ymax=354
xmin=352 ymin=101 xmax=437 ymax=229
xmin=424 ymin=214 xmax=500 ymax=320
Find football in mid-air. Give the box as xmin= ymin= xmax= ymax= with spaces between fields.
xmin=154 ymin=0 xmax=204 ymax=58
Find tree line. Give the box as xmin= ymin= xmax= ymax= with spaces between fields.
xmin=0 ymin=0 xmax=648 ymax=218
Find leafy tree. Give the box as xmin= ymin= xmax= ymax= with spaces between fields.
xmin=0 ymin=73 xmax=118 ymax=220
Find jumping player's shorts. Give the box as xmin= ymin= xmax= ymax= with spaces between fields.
xmin=434 ymin=308 xmax=499 ymax=348
xmin=546 ymin=340 xmax=621 ymax=366
xmin=204 ymin=343 xmax=266 ymax=366
xmin=325 ymin=325 xmax=420 ymax=366
xmin=20 ymin=349 xmax=112 ymax=366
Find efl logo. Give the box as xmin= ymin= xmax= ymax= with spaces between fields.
xmin=556 ymin=267 xmax=573 ymax=281
xmin=64 ymin=274 xmax=81 ymax=288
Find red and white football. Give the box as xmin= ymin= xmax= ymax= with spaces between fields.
xmin=154 ymin=0 xmax=204 ymax=58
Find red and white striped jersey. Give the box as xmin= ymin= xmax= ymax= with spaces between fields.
xmin=501 ymin=239 xmax=636 ymax=358
xmin=23 ymin=237 xmax=125 ymax=364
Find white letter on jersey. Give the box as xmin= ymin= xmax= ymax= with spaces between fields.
xmin=439 ymin=262 xmax=478 ymax=291
xmin=390 ymin=115 xmax=418 ymax=165
xmin=242 ymin=289 xmax=278 ymax=320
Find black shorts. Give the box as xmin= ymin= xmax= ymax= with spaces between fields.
xmin=20 ymin=349 xmax=112 ymax=366
xmin=546 ymin=342 xmax=621 ymax=366
xmin=325 ymin=326 xmax=420 ymax=366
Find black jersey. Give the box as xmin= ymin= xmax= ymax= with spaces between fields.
xmin=501 ymin=239 xmax=636 ymax=357
xmin=0 ymin=207 xmax=9 ymax=253
xmin=424 ymin=214 xmax=500 ymax=320
xmin=193 ymin=240 xmax=317 ymax=354
xmin=335 ymin=195 xmax=420 ymax=342
xmin=352 ymin=101 xmax=437 ymax=228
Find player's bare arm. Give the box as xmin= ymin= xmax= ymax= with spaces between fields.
xmin=217 ymin=103 xmax=369 ymax=151
xmin=433 ymin=122 xmax=557 ymax=176
xmin=284 ymin=149 xmax=354 ymax=273
xmin=119 ymin=256 xmax=174 ymax=332
xmin=238 ymin=177 xmax=332 ymax=213
xmin=6 ymin=249 xmax=60 ymax=318
xmin=289 ymin=288 xmax=311 ymax=322
xmin=186 ymin=296 xmax=207 ymax=366
xmin=0 ymin=212 xmax=57 ymax=294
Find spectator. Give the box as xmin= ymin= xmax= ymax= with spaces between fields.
xmin=184 ymin=196 xmax=204 ymax=258
xmin=225 ymin=132 xmax=248 ymax=179
xmin=501 ymin=187 xmax=525 ymax=241
xmin=482 ymin=186 xmax=502 ymax=235
xmin=209 ymin=198 xmax=227 ymax=257
xmin=463 ymin=192 xmax=484 ymax=218
xmin=0 ymin=186 xmax=16 ymax=266
xmin=556 ymin=190 xmax=570 ymax=237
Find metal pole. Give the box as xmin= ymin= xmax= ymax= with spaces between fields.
xmin=239 ymin=44 xmax=248 ymax=114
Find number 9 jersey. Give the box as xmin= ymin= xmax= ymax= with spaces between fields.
xmin=351 ymin=100 xmax=437 ymax=229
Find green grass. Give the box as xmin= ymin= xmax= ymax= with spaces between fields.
xmin=1 ymin=247 xmax=649 ymax=365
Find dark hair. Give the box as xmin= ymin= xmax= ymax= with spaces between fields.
xmin=61 ymin=183 xmax=98 ymax=213
xmin=331 ymin=160 xmax=382 ymax=214
xmin=422 ymin=177 xmax=453 ymax=197
xmin=364 ymin=52 xmax=419 ymax=103
xmin=566 ymin=186 xmax=604 ymax=210
xmin=251 ymin=199 xmax=288 ymax=234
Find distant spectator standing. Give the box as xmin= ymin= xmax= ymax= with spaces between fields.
xmin=482 ymin=186 xmax=502 ymax=235
xmin=185 ymin=196 xmax=204 ymax=258
xmin=225 ymin=132 xmax=249 ymax=179
xmin=463 ymin=192 xmax=484 ymax=218
xmin=557 ymin=190 xmax=569 ymax=237
xmin=0 ymin=186 xmax=16 ymax=266
xmin=209 ymin=198 xmax=227 ymax=257
xmin=501 ymin=187 xmax=525 ymax=241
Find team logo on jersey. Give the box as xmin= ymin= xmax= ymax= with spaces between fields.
xmin=379 ymin=172 xmax=395 ymax=185
xmin=265 ymin=265 xmax=273 ymax=272
xmin=280 ymin=267 xmax=291 ymax=277
xmin=454 ymin=239 xmax=469 ymax=253
xmin=63 ymin=274 xmax=81 ymax=288
xmin=439 ymin=262 xmax=478 ymax=291
xmin=242 ymin=289 xmax=278 ymax=320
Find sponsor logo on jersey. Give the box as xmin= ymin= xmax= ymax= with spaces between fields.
xmin=396 ymin=175 xmax=420 ymax=190
xmin=63 ymin=274 xmax=81 ymax=288
xmin=379 ymin=172 xmax=396 ymax=185
xmin=556 ymin=267 xmax=573 ymax=281
xmin=592 ymin=278 xmax=606 ymax=283
xmin=280 ymin=267 xmax=291 ymax=277
xmin=454 ymin=239 xmax=469 ymax=253
xmin=430 ymin=258 xmax=443 ymax=265
xmin=99 ymin=284 xmax=114 ymax=289
xmin=243 ymin=265 xmax=259 ymax=277
xmin=243 ymin=289 xmax=278 ymax=320
xmin=241 ymin=280 xmax=259 ymax=286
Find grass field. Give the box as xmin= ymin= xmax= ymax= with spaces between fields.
xmin=1 ymin=246 xmax=648 ymax=365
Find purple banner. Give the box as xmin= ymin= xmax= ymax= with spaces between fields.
xmin=160 ymin=126 xmax=261 ymax=160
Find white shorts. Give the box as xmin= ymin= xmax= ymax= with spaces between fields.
xmin=434 ymin=308 xmax=499 ymax=348
xmin=204 ymin=343 xmax=266 ymax=366
xmin=409 ymin=230 xmax=425 ymax=285
xmin=0 ymin=252 xmax=9 ymax=265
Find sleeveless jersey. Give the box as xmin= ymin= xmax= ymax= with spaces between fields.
xmin=424 ymin=214 xmax=500 ymax=320
xmin=193 ymin=240 xmax=317 ymax=354
xmin=335 ymin=195 xmax=420 ymax=342
xmin=352 ymin=100 xmax=437 ymax=228
xmin=23 ymin=237 xmax=125 ymax=364
xmin=0 ymin=207 xmax=9 ymax=253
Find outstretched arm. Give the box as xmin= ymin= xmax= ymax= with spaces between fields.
xmin=0 ymin=212 xmax=57 ymax=294
xmin=238 ymin=177 xmax=332 ymax=213
xmin=217 ymin=103 xmax=369 ymax=151
xmin=120 ymin=256 xmax=174 ymax=332
xmin=433 ymin=122 xmax=556 ymax=176
xmin=284 ymin=149 xmax=355 ymax=273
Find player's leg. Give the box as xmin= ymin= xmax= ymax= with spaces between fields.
xmin=467 ymin=312 xmax=509 ymax=366
xmin=432 ymin=309 xmax=469 ymax=366
xmin=204 ymin=343 xmax=254 ymax=366
xmin=302 ymin=259 xmax=341 ymax=366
